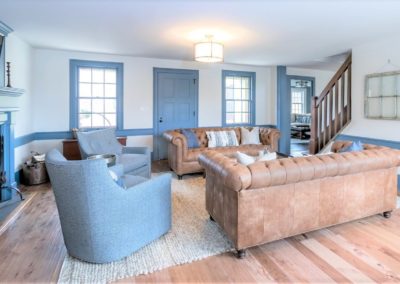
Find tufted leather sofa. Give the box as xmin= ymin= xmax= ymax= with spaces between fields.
xmin=198 ymin=141 xmax=400 ymax=258
xmin=163 ymin=127 xmax=280 ymax=179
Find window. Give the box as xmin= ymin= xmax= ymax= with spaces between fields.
xmin=291 ymin=88 xmax=306 ymax=114
xmin=222 ymin=70 xmax=255 ymax=126
xmin=70 ymin=60 xmax=123 ymax=130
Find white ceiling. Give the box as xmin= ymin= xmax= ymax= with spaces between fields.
xmin=1 ymin=0 xmax=400 ymax=68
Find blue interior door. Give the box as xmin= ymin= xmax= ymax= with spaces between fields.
xmin=153 ymin=68 xmax=198 ymax=160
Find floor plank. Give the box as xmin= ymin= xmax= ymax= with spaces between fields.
xmin=1 ymin=180 xmax=400 ymax=283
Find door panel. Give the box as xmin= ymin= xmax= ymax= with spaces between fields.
xmin=154 ymin=69 xmax=198 ymax=160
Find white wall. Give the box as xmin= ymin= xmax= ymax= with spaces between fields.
xmin=287 ymin=67 xmax=335 ymax=97
xmin=30 ymin=48 xmax=276 ymax=153
xmin=342 ymin=35 xmax=400 ymax=141
xmin=32 ymin=48 xmax=276 ymax=131
xmin=5 ymin=34 xmax=35 ymax=168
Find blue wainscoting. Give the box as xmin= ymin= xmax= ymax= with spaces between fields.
xmin=335 ymin=134 xmax=400 ymax=193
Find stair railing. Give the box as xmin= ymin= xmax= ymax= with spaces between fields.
xmin=309 ymin=53 xmax=352 ymax=154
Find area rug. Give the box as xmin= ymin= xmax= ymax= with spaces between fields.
xmin=58 ymin=176 xmax=233 ymax=283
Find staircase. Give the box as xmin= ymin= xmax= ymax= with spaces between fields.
xmin=309 ymin=53 xmax=352 ymax=154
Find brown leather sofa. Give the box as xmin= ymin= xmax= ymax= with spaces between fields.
xmin=163 ymin=127 xmax=280 ymax=179
xmin=198 ymin=141 xmax=400 ymax=258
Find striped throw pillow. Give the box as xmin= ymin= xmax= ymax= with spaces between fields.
xmin=225 ymin=130 xmax=239 ymax=146
xmin=206 ymin=130 xmax=239 ymax=147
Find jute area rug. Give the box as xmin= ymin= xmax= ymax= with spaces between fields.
xmin=58 ymin=175 xmax=233 ymax=283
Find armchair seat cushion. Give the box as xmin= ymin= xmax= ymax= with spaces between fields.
xmin=121 ymin=175 xmax=148 ymax=188
xmin=117 ymin=154 xmax=148 ymax=173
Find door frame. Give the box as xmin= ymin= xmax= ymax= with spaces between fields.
xmin=277 ymin=70 xmax=315 ymax=154
xmin=153 ymin=67 xmax=199 ymax=160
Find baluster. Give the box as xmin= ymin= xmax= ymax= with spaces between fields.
xmin=310 ymin=96 xmax=319 ymax=154
xmin=318 ymin=100 xmax=322 ymax=152
xmin=347 ymin=65 xmax=352 ymax=121
xmin=334 ymin=81 xmax=339 ymax=135
xmin=324 ymin=96 xmax=328 ymax=146
xmin=340 ymin=75 xmax=345 ymax=127
xmin=329 ymin=87 xmax=333 ymax=139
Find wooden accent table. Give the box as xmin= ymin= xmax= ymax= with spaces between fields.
xmin=62 ymin=137 xmax=127 ymax=160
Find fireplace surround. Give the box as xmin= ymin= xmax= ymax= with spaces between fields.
xmin=0 ymin=21 xmax=25 ymax=216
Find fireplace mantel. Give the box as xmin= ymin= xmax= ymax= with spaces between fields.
xmin=0 ymin=87 xmax=24 ymax=97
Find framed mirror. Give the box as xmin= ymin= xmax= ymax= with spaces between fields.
xmin=365 ymin=70 xmax=400 ymax=120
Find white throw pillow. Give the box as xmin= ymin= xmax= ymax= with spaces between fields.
xmin=240 ymin=127 xmax=261 ymax=145
xmin=225 ymin=130 xmax=239 ymax=146
xmin=235 ymin=152 xmax=256 ymax=166
xmin=258 ymin=150 xmax=277 ymax=161
xmin=206 ymin=131 xmax=228 ymax=148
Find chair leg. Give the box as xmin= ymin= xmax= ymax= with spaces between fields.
xmin=236 ymin=249 xmax=247 ymax=259
xmin=383 ymin=211 xmax=392 ymax=218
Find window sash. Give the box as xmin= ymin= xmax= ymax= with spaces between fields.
xmin=70 ymin=60 xmax=123 ymax=130
xmin=223 ymin=72 xmax=255 ymax=126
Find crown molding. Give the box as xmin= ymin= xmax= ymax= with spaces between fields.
xmin=0 ymin=21 xmax=13 ymax=36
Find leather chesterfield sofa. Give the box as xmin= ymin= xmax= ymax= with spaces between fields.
xmin=163 ymin=127 xmax=280 ymax=179
xmin=198 ymin=141 xmax=400 ymax=258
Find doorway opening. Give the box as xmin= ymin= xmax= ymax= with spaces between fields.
xmin=288 ymin=76 xmax=314 ymax=156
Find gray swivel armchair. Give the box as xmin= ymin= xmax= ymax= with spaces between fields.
xmin=45 ymin=149 xmax=171 ymax=263
xmin=76 ymin=128 xmax=151 ymax=178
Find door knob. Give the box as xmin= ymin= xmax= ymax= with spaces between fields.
xmin=159 ymin=117 xmax=163 ymax=123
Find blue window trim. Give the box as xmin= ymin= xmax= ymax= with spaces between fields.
xmin=222 ymin=70 xmax=256 ymax=127
xmin=69 ymin=59 xmax=124 ymax=130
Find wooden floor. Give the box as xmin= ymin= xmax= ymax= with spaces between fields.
xmin=1 ymin=178 xmax=400 ymax=283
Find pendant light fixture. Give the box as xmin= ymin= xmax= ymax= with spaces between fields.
xmin=194 ymin=35 xmax=223 ymax=63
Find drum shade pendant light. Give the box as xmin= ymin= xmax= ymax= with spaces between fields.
xmin=194 ymin=35 xmax=223 ymax=63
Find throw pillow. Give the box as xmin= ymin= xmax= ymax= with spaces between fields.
xmin=225 ymin=130 xmax=239 ymax=146
xmin=339 ymin=141 xmax=363 ymax=153
xmin=206 ymin=131 xmax=230 ymax=147
xmin=240 ymin=127 xmax=261 ymax=145
xmin=258 ymin=150 xmax=277 ymax=161
xmin=235 ymin=151 xmax=256 ymax=166
xmin=181 ymin=129 xmax=199 ymax=148
xmin=236 ymin=150 xmax=278 ymax=166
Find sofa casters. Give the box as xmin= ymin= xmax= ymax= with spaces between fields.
xmin=236 ymin=249 xmax=247 ymax=259
xmin=383 ymin=211 xmax=392 ymax=218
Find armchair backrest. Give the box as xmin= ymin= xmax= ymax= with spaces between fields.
xmin=76 ymin=128 xmax=123 ymax=159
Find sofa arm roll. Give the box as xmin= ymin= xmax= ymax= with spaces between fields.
xmin=260 ymin=128 xmax=280 ymax=151
xmin=199 ymin=152 xmax=252 ymax=192
xmin=163 ymin=131 xmax=188 ymax=149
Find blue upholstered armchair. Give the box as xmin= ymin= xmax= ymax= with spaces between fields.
xmin=45 ymin=149 xmax=171 ymax=263
xmin=76 ymin=128 xmax=151 ymax=178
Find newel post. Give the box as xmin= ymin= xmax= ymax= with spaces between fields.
xmin=309 ymin=96 xmax=319 ymax=154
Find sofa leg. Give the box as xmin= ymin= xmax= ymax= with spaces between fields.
xmin=383 ymin=211 xmax=392 ymax=218
xmin=203 ymin=172 xmax=206 ymax=178
xmin=177 ymin=175 xmax=183 ymax=180
xmin=236 ymin=249 xmax=246 ymax=259
xmin=209 ymin=215 xmax=215 ymax=222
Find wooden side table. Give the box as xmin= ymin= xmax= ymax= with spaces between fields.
xmin=62 ymin=137 xmax=127 ymax=160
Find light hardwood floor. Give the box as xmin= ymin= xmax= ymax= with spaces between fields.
xmin=1 ymin=181 xmax=400 ymax=283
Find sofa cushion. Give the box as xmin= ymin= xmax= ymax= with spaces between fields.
xmin=117 ymin=154 xmax=148 ymax=173
xmin=181 ymin=129 xmax=199 ymax=149
xmin=240 ymin=127 xmax=261 ymax=145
